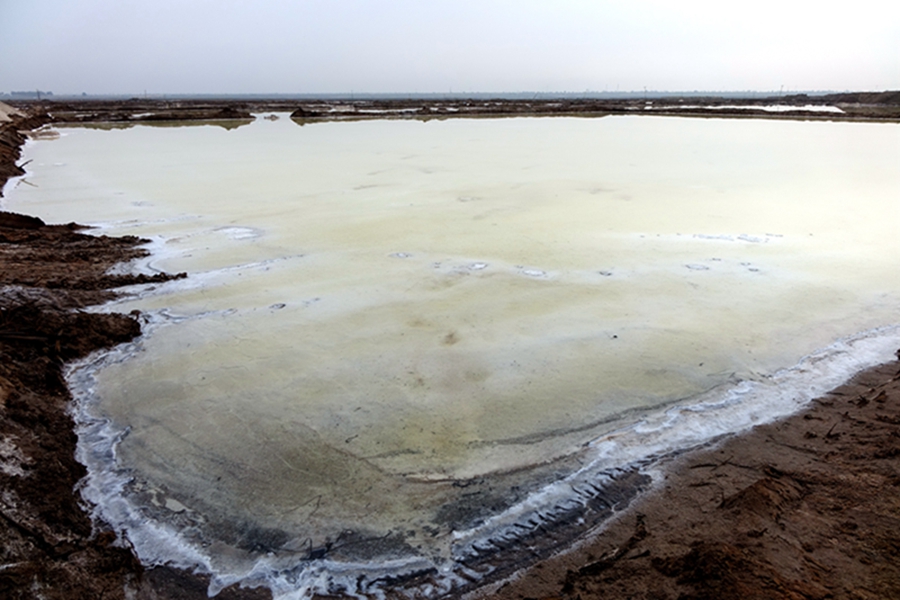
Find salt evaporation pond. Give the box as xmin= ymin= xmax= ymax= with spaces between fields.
xmin=6 ymin=114 xmax=900 ymax=597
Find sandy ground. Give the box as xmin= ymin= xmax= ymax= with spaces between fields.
xmin=0 ymin=101 xmax=25 ymax=123
xmin=2 ymin=101 xmax=899 ymax=599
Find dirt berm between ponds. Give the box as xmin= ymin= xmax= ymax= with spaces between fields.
xmin=0 ymin=107 xmax=272 ymax=599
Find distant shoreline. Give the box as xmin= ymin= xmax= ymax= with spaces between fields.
xmin=2 ymin=100 xmax=899 ymax=599
xmin=485 ymin=355 xmax=900 ymax=600
xmin=6 ymin=90 xmax=900 ymax=126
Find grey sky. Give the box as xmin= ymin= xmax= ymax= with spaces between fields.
xmin=2 ymin=0 xmax=898 ymax=95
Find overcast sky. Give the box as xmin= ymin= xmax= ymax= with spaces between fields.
xmin=2 ymin=0 xmax=898 ymax=95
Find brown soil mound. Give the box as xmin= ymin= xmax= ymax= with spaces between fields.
xmin=0 ymin=114 xmax=48 ymax=192
xmin=0 ymin=210 xmax=273 ymax=599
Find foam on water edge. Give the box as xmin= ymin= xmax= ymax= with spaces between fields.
xmin=66 ymin=294 xmax=900 ymax=598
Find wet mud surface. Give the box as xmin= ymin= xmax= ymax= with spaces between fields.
xmin=1 ymin=100 xmax=899 ymax=598
xmin=487 ymin=359 xmax=900 ymax=600
xmin=0 ymin=109 xmax=269 ymax=599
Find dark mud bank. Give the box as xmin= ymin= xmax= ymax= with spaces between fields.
xmin=0 ymin=108 xmax=268 ymax=599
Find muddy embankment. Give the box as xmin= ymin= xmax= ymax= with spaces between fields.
xmin=0 ymin=106 xmax=270 ymax=599
xmin=286 ymin=91 xmax=900 ymax=122
xmin=486 ymin=356 xmax=900 ymax=600
xmin=6 ymin=90 xmax=900 ymax=127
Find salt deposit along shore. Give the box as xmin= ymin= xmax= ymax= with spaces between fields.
xmin=483 ymin=355 xmax=900 ymax=600
xmin=1 ymin=98 xmax=899 ymax=599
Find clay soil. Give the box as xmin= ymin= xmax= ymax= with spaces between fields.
xmin=482 ymin=359 xmax=900 ymax=600
xmin=0 ymin=210 xmax=276 ymax=600
xmin=1 ymin=101 xmax=899 ymax=599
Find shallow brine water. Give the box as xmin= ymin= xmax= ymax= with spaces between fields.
xmin=5 ymin=114 xmax=900 ymax=597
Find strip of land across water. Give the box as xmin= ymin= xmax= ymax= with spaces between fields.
xmin=9 ymin=90 xmax=900 ymax=125
xmin=1 ymin=94 xmax=899 ymax=599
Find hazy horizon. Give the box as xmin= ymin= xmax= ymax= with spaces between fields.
xmin=2 ymin=1 xmax=897 ymax=96
xmin=5 ymin=90 xmax=882 ymax=101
